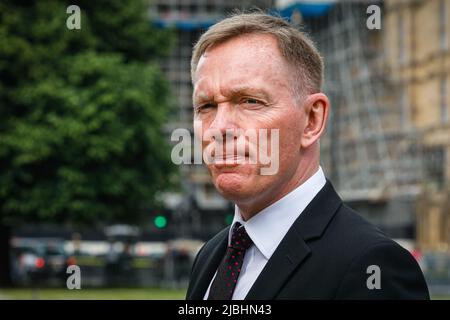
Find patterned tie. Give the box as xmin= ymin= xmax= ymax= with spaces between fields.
xmin=208 ymin=222 xmax=253 ymax=300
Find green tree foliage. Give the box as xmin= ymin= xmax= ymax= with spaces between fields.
xmin=0 ymin=0 xmax=177 ymax=224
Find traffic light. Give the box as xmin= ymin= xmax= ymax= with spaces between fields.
xmin=154 ymin=215 xmax=168 ymax=229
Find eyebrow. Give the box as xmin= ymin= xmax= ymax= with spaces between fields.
xmin=193 ymin=91 xmax=212 ymax=106
xmin=225 ymin=86 xmax=271 ymax=101
xmin=193 ymin=85 xmax=271 ymax=106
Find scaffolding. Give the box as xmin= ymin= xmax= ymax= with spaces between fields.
xmin=313 ymin=2 xmax=423 ymax=202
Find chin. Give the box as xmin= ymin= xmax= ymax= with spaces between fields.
xmin=214 ymin=172 xmax=253 ymax=200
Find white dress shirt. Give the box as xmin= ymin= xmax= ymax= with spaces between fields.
xmin=204 ymin=166 xmax=326 ymax=300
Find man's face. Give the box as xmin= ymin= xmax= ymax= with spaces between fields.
xmin=193 ymin=34 xmax=307 ymax=209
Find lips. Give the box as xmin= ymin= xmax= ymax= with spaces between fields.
xmin=212 ymin=143 xmax=248 ymax=162
xmin=212 ymin=155 xmax=247 ymax=166
xmin=203 ymin=138 xmax=258 ymax=167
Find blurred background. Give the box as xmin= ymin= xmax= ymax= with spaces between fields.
xmin=0 ymin=0 xmax=449 ymax=300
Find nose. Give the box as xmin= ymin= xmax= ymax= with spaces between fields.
xmin=208 ymin=104 xmax=239 ymax=142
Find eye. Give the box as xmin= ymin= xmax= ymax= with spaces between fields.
xmin=240 ymin=98 xmax=266 ymax=108
xmin=243 ymin=98 xmax=261 ymax=104
xmin=195 ymin=103 xmax=215 ymax=113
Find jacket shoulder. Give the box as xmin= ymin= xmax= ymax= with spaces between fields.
xmin=327 ymin=204 xmax=429 ymax=299
xmin=329 ymin=203 xmax=392 ymax=249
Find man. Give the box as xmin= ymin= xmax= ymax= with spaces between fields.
xmin=186 ymin=12 xmax=429 ymax=300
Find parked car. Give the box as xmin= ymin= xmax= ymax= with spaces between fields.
xmin=11 ymin=237 xmax=73 ymax=286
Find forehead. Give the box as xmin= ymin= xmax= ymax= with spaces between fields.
xmin=193 ymin=34 xmax=291 ymax=94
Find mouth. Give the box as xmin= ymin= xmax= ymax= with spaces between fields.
xmin=205 ymin=140 xmax=256 ymax=168
xmin=212 ymin=155 xmax=248 ymax=168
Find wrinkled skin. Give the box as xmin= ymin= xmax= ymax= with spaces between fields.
xmin=193 ymin=34 xmax=329 ymax=220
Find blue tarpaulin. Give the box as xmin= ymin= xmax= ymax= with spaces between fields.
xmin=152 ymin=1 xmax=334 ymax=31
xmin=276 ymin=1 xmax=334 ymax=19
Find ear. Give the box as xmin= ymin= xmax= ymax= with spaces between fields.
xmin=301 ymin=93 xmax=330 ymax=149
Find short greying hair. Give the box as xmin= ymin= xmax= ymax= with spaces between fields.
xmin=191 ymin=12 xmax=324 ymax=98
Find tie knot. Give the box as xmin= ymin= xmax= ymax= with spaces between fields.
xmin=230 ymin=222 xmax=253 ymax=250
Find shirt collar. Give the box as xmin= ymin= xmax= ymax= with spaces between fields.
xmin=229 ymin=166 xmax=326 ymax=260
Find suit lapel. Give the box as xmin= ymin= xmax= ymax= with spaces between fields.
xmin=187 ymin=227 xmax=229 ymax=299
xmin=245 ymin=226 xmax=311 ymax=299
xmin=245 ymin=180 xmax=342 ymax=299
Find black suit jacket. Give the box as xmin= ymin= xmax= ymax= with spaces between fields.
xmin=186 ymin=180 xmax=429 ymax=299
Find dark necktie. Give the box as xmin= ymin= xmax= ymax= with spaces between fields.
xmin=207 ymin=222 xmax=253 ymax=300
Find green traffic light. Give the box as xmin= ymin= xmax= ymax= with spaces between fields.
xmin=154 ymin=215 xmax=167 ymax=229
